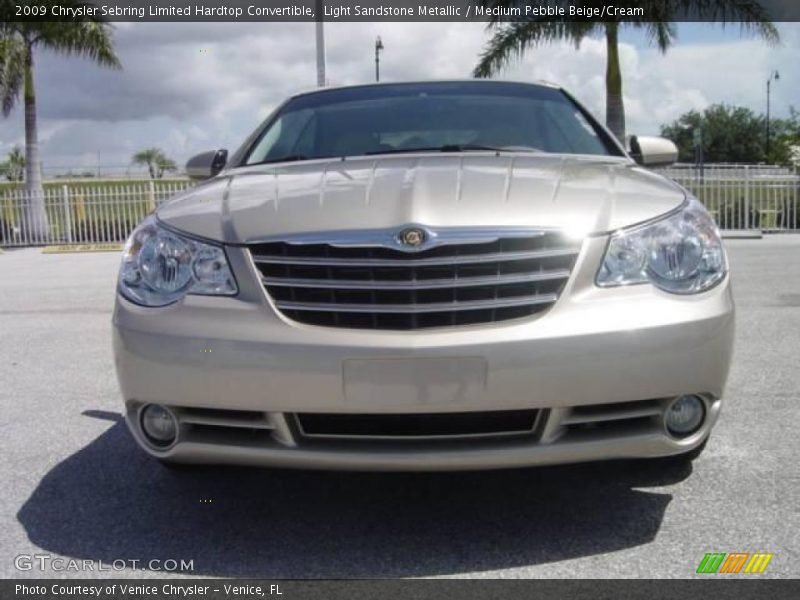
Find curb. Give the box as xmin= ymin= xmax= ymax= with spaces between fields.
xmin=42 ymin=243 xmax=123 ymax=254
xmin=721 ymin=230 xmax=763 ymax=240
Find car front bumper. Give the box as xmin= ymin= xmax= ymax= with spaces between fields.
xmin=112 ymin=237 xmax=735 ymax=470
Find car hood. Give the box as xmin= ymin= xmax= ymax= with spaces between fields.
xmin=157 ymin=154 xmax=685 ymax=243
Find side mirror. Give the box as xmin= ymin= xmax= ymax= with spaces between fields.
xmin=186 ymin=149 xmax=228 ymax=180
xmin=627 ymin=136 xmax=678 ymax=167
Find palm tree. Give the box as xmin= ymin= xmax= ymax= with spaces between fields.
xmin=132 ymin=148 xmax=178 ymax=179
xmin=0 ymin=2 xmax=120 ymax=239
xmin=1 ymin=146 xmax=25 ymax=182
xmin=473 ymin=0 xmax=778 ymax=142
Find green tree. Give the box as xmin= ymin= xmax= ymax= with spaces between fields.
xmin=0 ymin=1 xmax=120 ymax=239
xmin=769 ymin=108 xmax=800 ymax=167
xmin=0 ymin=146 xmax=25 ymax=181
xmin=660 ymin=104 xmax=798 ymax=165
xmin=473 ymin=1 xmax=778 ymax=142
xmin=133 ymin=148 xmax=178 ymax=179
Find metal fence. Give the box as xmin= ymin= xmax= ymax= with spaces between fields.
xmin=659 ymin=163 xmax=798 ymax=180
xmin=661 ymin=165 xmax=800 ymax=231
xmin=2 ymin=167 xmax=800 ymax=247
xmin=1 ymin=180 xmax=193 ymax=247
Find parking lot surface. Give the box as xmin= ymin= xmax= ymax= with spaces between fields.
xmin=0 ymin=237 xmax=798 ymax=578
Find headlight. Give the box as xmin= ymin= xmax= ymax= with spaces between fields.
xmin=118 ymin=216 xmax=237 ymax=306
xmin=597 ymin=198 xmax=727 ymax=294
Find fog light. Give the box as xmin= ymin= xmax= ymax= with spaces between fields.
xmin=665 ymin=395 xmax=705 ymax=436
xmin=140 ymin=404 xmax=178 ymax=447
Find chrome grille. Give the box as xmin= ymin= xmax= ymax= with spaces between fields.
xmin=250 ymin=229 xmax=580 ymax=330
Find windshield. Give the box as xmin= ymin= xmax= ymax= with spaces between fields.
xmin=243 ymin=82 xmax=620 ymax=165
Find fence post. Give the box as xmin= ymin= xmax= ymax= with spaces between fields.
xmin=147 ymin=180 xmax=156 ymax=212
xmin=743 ymin=165 xmax=750 ymax=230
xmin=62 ymin=185 xmax=73 ymax=243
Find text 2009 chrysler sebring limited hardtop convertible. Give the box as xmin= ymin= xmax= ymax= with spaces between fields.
xmin=112 ymin=81 xmax=734 ymax=470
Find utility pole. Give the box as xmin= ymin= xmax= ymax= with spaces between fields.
xmin=315 ymin=0 xmax=326 ymax=87
xmin=375 ymin=36 xmax=384 ymax=82
xmin=766 ymin=70 xmax=779 ymax=161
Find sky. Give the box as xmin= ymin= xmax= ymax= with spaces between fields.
xmin=0 ymin=21 xmax=797 ymax=174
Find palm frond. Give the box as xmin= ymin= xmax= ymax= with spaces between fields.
xmin=474 ymin=20 xmax=597 ymax=78
xmin=37 ymin=20 xmax=121 ymax=69
xmin=0 ymin=35 xmax=25 ymax=117
xmin=6 ymin=1 xmax=122 ymax=68
xmin=668 ymin=0 xmax=779 ymax=43
xmin=645 ymin=21 xmax=677 ymax=53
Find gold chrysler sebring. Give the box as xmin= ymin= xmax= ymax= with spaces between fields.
xmin=112 ymin=81 xmax=734 ymax=470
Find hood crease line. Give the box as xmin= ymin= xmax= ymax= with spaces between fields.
xmin=503 ymin=156 xmax=515 ymax=204
xmin=319 ymin=163 xmax=329 ymax=207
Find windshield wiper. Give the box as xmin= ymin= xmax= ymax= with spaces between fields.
xmin=440 ymin=144 xmax=511 ymax=152
xmin=251 ymin=145 xmax=543 ymax=164
xmin=365 ymin=147 xmax=443 ymax=156
xmin=249 ymin=155 xmax=311 ymax=166
xmin=366 ymin=144 xmax=541 ymax=156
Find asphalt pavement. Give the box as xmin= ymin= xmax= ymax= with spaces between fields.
xmin=0 ymin=237 xmax=798 ymax=578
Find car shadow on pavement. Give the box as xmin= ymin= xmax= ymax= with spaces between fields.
xmin=17 ymin=412 xmax=690 ymax=577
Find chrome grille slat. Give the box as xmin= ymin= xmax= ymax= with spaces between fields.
xmin=262 ymin=269 xmax=571 ymax=290
xmin=249 ymin=228 xmax=579 ymax=330
xmin=178 ymin=409 xmax=275 ymax=430
xmin=560 ymin=399 xmax=665 ymax=440
xmin=252 ymin=247 xmax=577 ymax=267
xmin=179 ymin=415 xmax=275 ymax=430
xmin=561 ymin=406 xmax=662 ymax=426
xmin=277 ymin=293 xmax=558 ymax=314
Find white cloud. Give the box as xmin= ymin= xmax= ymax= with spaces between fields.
xmin=0 ymin=22 xmax=797 ymax=172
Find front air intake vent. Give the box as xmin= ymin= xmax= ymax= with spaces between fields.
xmin=295 ymin=410 xmax=541 ymax=440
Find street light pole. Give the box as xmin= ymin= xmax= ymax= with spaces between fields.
xmin=375 ymin=36 xmax=384 ymax=82
xmin=315 ymin=0 xmax=326 ymax=87
xmin=766 ymin=70 xmax=779 ymax=160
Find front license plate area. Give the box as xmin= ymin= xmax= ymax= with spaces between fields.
xmin=343 ymin=357 xmax=488 ymax=408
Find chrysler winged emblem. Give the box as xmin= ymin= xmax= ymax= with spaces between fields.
xmin=398 ymin=227 xmax=427 ymax=248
